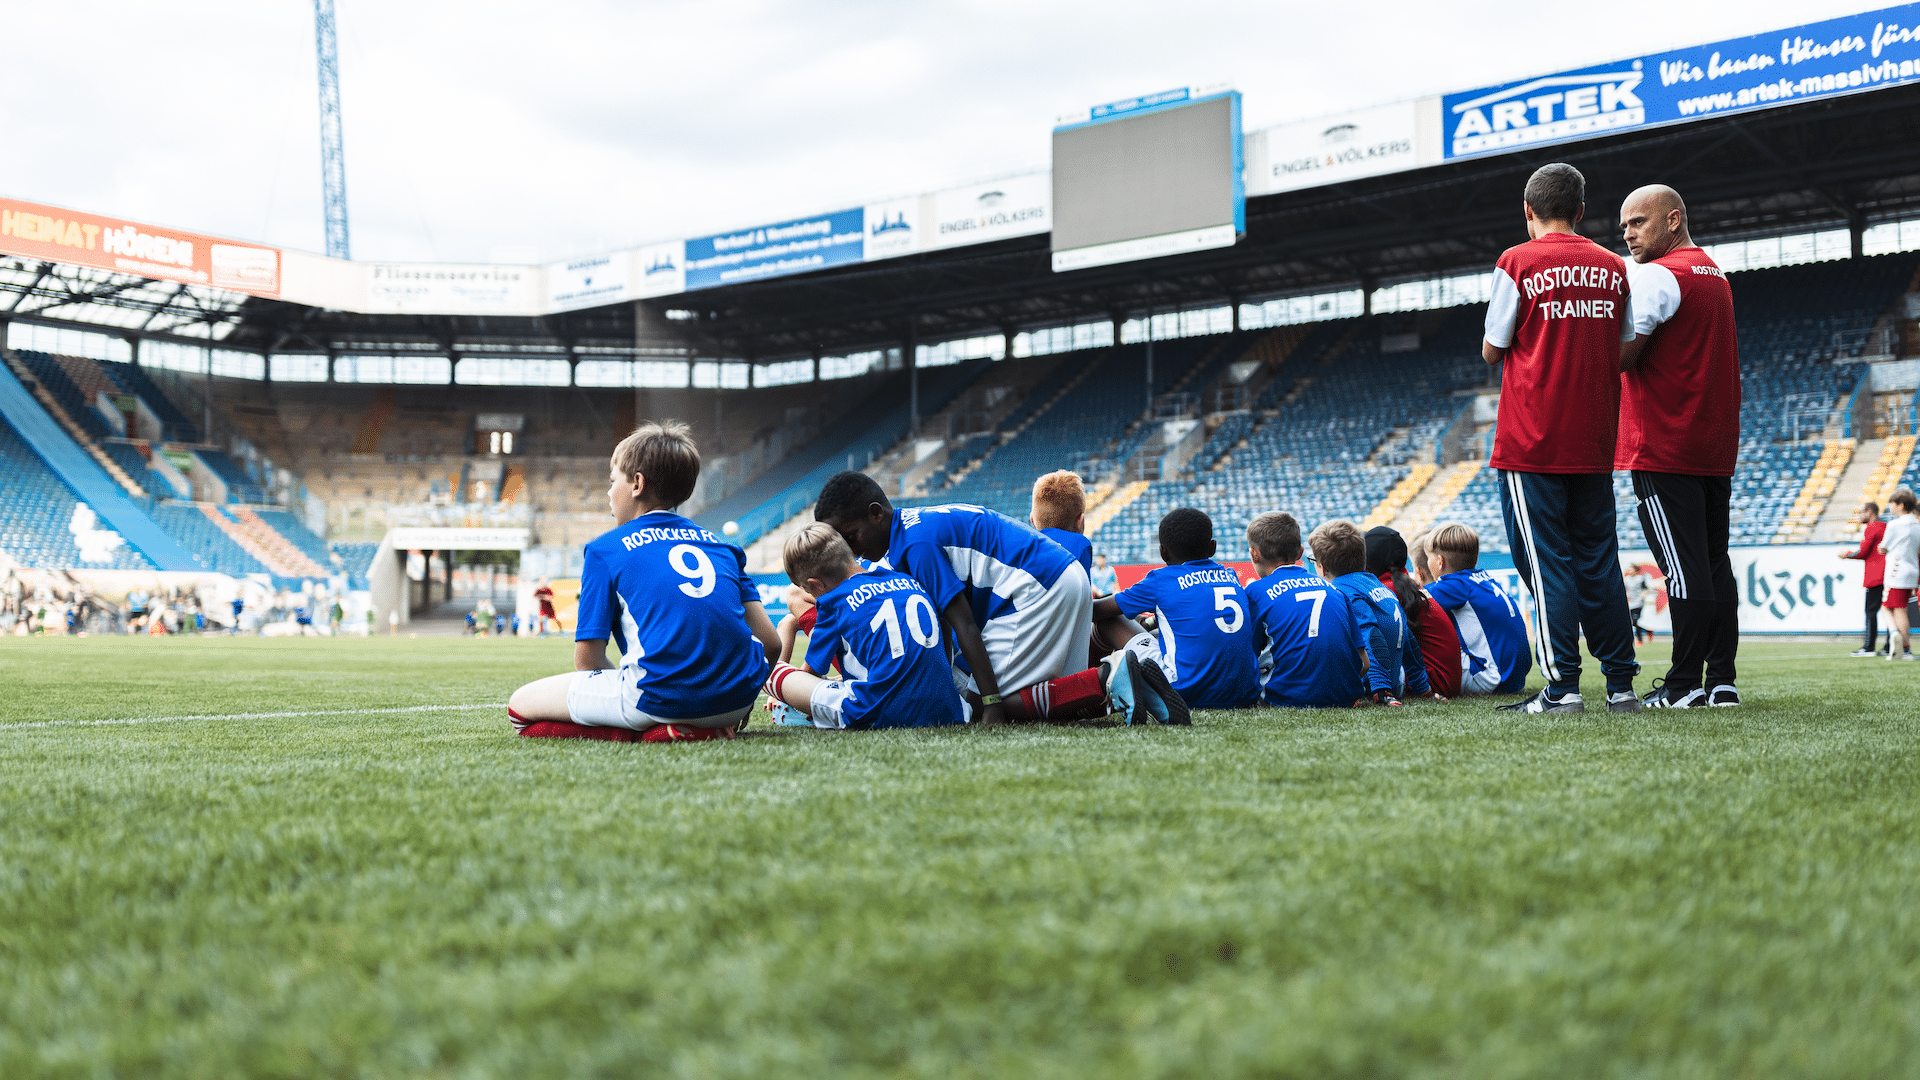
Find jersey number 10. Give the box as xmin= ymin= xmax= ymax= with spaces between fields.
xmin=870 ymin=594 xmax=940 ymax=658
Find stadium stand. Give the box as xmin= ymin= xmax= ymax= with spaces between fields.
xmin=0 ymin=415 xmax=155 ymax=571
xmin=100 ymin=360 xmax=200 ymax=442
xmin=143 ymin=504 xmax=269 ymax=576
xmin=695 ymin=359 xmax=992 ymax=547
xmin=331 ymin=541 xmax=381 ymax=589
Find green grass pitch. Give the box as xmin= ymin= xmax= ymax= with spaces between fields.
xmin=2 ymin=634 xmax=1916 ymax=1078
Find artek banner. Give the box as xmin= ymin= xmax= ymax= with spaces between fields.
xmin=1442 ymin=3 xmax=1920 ymax=160
xmin=0 ymin=196 xmax=280 ymax=296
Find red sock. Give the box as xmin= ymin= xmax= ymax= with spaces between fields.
xmin=641 ymin=723 xmax=736 ymax=743
xmin=1007 ymin=667 xmax=1109 ymax=721
xmin=517 ymin=720 xmax=642 ymax=742
xmin=766 ymin=662 xmax=801 ymax=702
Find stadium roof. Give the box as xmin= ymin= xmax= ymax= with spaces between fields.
xmin=197 ymin=81 xmax=1920 ymax=363
xmin=6 ymin=5 xmax=1920 ymax=368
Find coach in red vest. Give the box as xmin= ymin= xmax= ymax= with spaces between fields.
xmin=1617 ymin=185 xmax=1744 ymax=708
xmin=1480 ymin=162 xmax=1641 ymax=715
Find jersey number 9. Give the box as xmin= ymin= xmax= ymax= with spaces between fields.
xmin=669 ymin=544 xmax=716 ymax=598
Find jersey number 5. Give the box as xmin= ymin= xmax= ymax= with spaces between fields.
xmin=669 ymin=544 xmax=716 ymax=598
xmin=1213 ymin=586 xmax=1244 ymax=634
xmin=871 ymin=594 xmax=940 ymax=658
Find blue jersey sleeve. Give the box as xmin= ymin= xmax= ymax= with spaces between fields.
xmin=729 ymin=546 xmax=757 ymax=606
xmin=1112 ymin=572 xmax=1160 ymax=618
xmin=804 ymin=601 xmax=839 ymax=674
xmin=574 ymin=546 xmax=614 ymax=642
xmin=1424 ymin=574 xmax=1469 ymax=611
xmin=898 ymin=540 xmax=964 ymax=612
xmin=1338 ymin=581 xmax=1392 ymax=694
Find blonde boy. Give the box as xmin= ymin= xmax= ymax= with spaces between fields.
xmin=764 ymin=524 xmax=966 ymax=729
xmin=1420 ymin=522 xmax=1531 ymax=695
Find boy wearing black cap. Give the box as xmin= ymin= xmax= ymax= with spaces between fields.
xmin=1367 ymin=526 xmax=1459 ymax=700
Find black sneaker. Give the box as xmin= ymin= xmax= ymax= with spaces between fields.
xmin=1496 ymin=688 xmax=1584 ymax=713
xmin=1606 ymin=689 xmax=1642 ymax=713
xmin=1135 ymin=655 xmax=1191 ymax=725
xmin=1640 ymin=680 xmax=1705 ymax=709
xmin=1707 ymin=684 xmax=1740 ymax=707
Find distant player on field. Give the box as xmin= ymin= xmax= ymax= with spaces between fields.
xmin=533 ymin=578 xmax=560 ymax=637
xmin=507 ymin=421 xmax=779 ymax=742
xmin=1095 ymin=508 xmax=1259 ymax=710
xmin=814 ymin=471 xmax=1181 ymax=725
xmin=1420 ymin=522 xmax=1532 ymax=695
xmin=1482 ymin=162 xmax=1639 ymax=713
xmin=762 ymin=523 xmax=967 ymax=729
xmin=1244 ymin=511 xmax=1363 ymax=708
xmin=1030 ymin=470 xmax=1095 ymax=574
xmin=1618 ymin=184 xmax=1744 ymax=707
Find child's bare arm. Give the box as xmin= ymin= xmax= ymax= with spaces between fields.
xmin=744 ymin=601 xmax=780 ymax=663
xmin=942 ymin=595 xmax=1006 ymax=725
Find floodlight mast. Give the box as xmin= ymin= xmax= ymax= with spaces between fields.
xmin=314 ymin=0 xmax=350 ymax=259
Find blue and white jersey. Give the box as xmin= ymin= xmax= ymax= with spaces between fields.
xmin=1113 ymin=559 xmax=1260 ymax=708
xmin=1331 ymin=571 xmax=1429 ymax=697
xmin=1246 ymin=565 xmax=1363 ymax=707
xmin=885 ymin=504 xmax=1078 ymax=626
xmin=806 ymin=568 xmax=965 ymax=729
xmin=576 ymin=510 xmax=771 ymax=720
xmin=1426 ymin=569 xmax=1531 ymax=693
xmin=1041 ymin=527 xmax=1095 ymax=574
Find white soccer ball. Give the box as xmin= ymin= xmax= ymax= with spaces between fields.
xmin=722 ymin=521 xmax=739 ymax=536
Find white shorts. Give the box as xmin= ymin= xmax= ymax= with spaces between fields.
xmin=806 ymin=679 xmax=857 ymax=729
xmin=565 ymin=668 xmax=752 ymax=730
xmin=1124 ymin=631 xmax=1169 ymax=680
xmin=1460 ymin=663 xmax=1502 ymax=695
xmin=966 ymin=561 xmax=1094 ymax=694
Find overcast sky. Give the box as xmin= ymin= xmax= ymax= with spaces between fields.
xmin=0 ymin=0 xmax=1882 ymax=264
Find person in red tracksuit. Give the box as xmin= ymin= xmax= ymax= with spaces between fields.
xmin=1839 ymin=501 xmax=1888 ymax=656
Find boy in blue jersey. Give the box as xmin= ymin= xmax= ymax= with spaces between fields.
xmin=1243 ymin=512 xmax=1364 ymax=707
xmin=815 ymin=471 xmax=1182 ymax=725
xmin=1308 ymin=519 xmax=1433 ymax=706
xmin=763 ymin=523 xmax=966 ymax=729
xmin=1419 ymin=521 xmax=1533 ymax=695
xmin=507 ymin=421 xmax=780 ymax=743
xmin=1030 ymin=470 xmax=1094 ymax=574
xmin=1095 ymin=507 xmax=1259 ymax=710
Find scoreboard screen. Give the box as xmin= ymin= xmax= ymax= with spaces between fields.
xmin=1051 ymin=89 xmax=1242 ymax=272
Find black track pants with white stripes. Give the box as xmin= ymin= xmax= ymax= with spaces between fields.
xmin=1497 ymin=470 xmax=1639 ymax=693
xmin=1632 ymin=471 xmax=1737 ymax=692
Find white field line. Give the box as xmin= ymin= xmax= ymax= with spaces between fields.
xmin=0 ymin=702 xmax=505 ymax=732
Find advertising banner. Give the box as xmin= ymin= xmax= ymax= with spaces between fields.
xmin=683 ymin=208 xmax=865 ymax=290
xmin=366 ymin=263 xmax=539 ymax=316
xmin=545 ymin=251 xmax=631 ymax=312
xmin=1442 ymin=4 xmax=1920 ymax=160
xmin=862 ymin=197 xmax=920 ymax=261
xmin=632 ymin=241 xmax=687 ymax=298
xmin=1622 ymin=545 xmax=1868 ymax=634
xmin=1246 ymin=101 xmax=1431 ymax=196
xmin=927 ymin=173 xmax=1051 ymax=250
xmin=387 ymin=526 xmax=530 ymax=550
xmin=0 ymin=195 xmax=281 ymax=296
